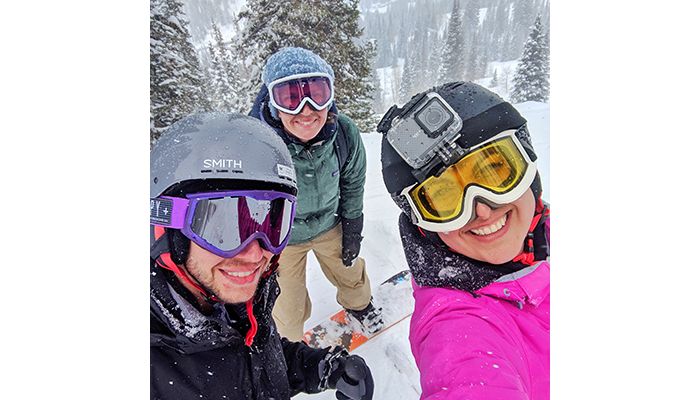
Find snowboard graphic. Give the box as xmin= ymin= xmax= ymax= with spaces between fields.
xmin=303 ymin=269 xmax=414 ymax=352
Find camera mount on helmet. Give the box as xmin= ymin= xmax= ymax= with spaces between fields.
xmin=378 ymin=92 xmax=466 ymax=183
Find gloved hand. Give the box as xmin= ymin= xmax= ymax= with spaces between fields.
xmin=319 ymin=348 xmax=374 ymax=400
xmin=341 ymin=215 xmax=363 ymax=267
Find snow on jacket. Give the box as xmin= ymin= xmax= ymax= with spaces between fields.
xmin=250 ymin=86 xmax=366 ymax=244
xmin=150 ymin=260 xmax=330 ymax=399
xmin=398 ymin=212 xmax=550 ymax=399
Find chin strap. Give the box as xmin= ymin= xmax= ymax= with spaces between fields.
xmin=512 ymin=198 xmax=549 ymax=266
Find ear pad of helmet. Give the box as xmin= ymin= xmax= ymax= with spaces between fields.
xmin=167 ymin=228 xmax=191 ymax=266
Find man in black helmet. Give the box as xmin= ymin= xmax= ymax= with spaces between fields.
xmin=150 ymin=113 xmax=374 ymax=400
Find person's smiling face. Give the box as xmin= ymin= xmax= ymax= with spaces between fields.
xmin=184 ymin=239 xmax=272 ymax=304
xmin=437 ymin=189 xmax=536 ymax=264
xmin=278 ymin=104 xmax=328 ymax=143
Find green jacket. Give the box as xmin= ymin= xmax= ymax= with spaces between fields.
xmin=285 ymin=114 xmax=366 ymax=244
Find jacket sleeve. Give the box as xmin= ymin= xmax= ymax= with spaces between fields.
xmin=410 ymin=288 xmax=530 ymax=400
xmin=280 ymin=337 xmax=330 ymax=395
xmin=337 ymin=114 xmax=367 ymax=220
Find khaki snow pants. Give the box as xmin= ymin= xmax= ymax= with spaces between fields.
xmin=272 ymin=223 xmax=372 ymax=341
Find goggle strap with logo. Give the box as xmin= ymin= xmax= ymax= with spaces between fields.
xmin=150 ymin=196 xmax=189 ymax=229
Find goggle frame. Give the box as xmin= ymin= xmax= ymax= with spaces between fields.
xmin=267 ymin=72 xmax=334 ymax=115
xmin=400 ymin=129 xmax=537 ymax=232
xmin=151 ymin=190 xmax=297 ymax=258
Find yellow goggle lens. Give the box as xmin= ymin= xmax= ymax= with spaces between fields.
xmin=409 ymin=136 xmax=528 ymax=222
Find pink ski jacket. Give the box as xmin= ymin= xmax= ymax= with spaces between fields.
xmin=409 ymin=260 xmax=550 ymax=399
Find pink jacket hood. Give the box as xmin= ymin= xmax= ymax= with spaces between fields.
xmin=410 ymin=260 xmax=550 ymax=399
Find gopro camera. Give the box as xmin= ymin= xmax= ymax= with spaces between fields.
xmin=385 ymin=92 xmax=462 ymax=169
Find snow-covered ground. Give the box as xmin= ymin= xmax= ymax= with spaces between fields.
xmin=297 ymin=102 xmax=549 ymax=399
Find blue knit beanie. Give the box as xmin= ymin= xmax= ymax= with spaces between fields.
xmin=262 ymin=47 xmax=335 ymax=118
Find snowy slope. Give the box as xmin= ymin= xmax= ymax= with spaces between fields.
xmin=297 ymin=102 xmax=549 ymax=399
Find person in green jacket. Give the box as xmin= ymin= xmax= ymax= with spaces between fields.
xmin=249 ymin=47 xmax=383 ymax=341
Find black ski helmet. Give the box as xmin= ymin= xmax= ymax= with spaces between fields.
xmin=151 ymin=112 xmax=297 ymax=264
xmin=379 ymin=81 xmax=542 ymax=224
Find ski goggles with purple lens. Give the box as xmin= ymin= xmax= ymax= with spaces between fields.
xmin=150 ymin=190 xmax=296 ymax=258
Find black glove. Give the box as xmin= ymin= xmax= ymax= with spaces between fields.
xmin=341 ymin=215 xmax=363 ymax=267
xmin=319 ymin=348 xmax=374 ymax=400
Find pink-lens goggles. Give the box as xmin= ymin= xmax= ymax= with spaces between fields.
xmin=268 ymin=73 xmax=334 ymax=114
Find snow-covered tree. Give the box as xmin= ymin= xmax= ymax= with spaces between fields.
xmin=206 ymin=41 xmax=230 ymax=111
xmin=489 ymin=68 xmax=499 ymax=87
xmin=150 ymin=0 xmax=208 ymax=145
xmin=507 ymin=0 xmax=536 ymax=60
xmin=370 ymin=56 xmax=384 ymax=115
xmin=236 ymin=0 xmax=377 ymax=131
xmin=461 ymin=0 xmax=480 ymax=81
xmin=510 ymin=15 xmax=549 ymax=103
xmin=438 ymin=0 xmax=465 ymax=84
xmin=206 ymin=21 xmax=244 ymax=112
xmin=398 ymin=30 xmax=424 ymax=103
xmin=426 ymin=30 xmax=443 ymax=88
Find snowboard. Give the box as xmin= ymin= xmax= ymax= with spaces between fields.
xmin=303 ymin=269 xmax=414 ymax=352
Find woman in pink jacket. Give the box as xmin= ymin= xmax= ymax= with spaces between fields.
xmin=378 ymin=81 xmax=549 ymax=399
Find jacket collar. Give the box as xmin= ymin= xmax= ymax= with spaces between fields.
xmin=477 ymin=261 xmax=550 ymax=307
xmin=398 ymin=212 xmax=549 ymax=294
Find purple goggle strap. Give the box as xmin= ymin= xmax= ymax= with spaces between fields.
xmin=150 ymin=196 xmax=190 ymax=229
xmin=151 ymin=190 xmax=297 ymax=258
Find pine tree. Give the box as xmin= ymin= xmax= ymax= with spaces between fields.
xmin=426 ymin=30 xmax=443 ymax=88
xmin=414 ymin=28 xmax=431 ymax=93
xmin=438 ymin=0 xmax=466 ymax=85
xmin=206 ymin=21 xmax=244 ymax=112
xmin=510 ymin=15 xmax=549 ymax=103
xmin=494 ymin=0 xmax=512 ymax=61
xmin=235 ymin=0 xmax=378 ymax=131
xmin=461 ymin=0 xmax=480 ymax=81
xmin=398 ymin=29 xmax=423 ymax=103
xmin=150 ymin=0 xmax=208 ymax=145
xmin=508 ymin=0 xmax=536 ymax=59
xmin=369 ymin=56 xmax=384 ymax=114
xmin=201 ymin=59 xmax=218 ymax=110
xmin=206 ymin=41 xmax=228 ymax=111
xmin=489 ymin=68 xmax=498 ymax=87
